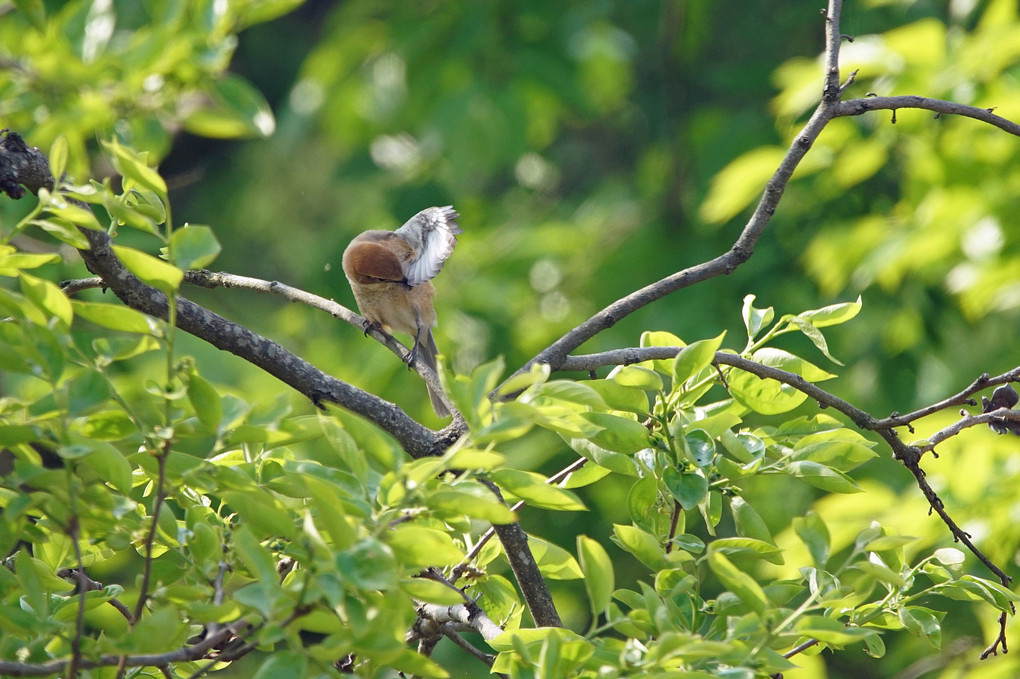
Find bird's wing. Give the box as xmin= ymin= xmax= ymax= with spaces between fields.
xmin=394 ymin=205 xmax=462 ymax=286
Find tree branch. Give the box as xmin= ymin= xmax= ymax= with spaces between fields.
xmin=71 ymin=227 xmax=446 ymax=459
xmin=62 ymin=269 xmax=462 ymax=425
xmin=834 ymin=96 xmax=1020 ymax=137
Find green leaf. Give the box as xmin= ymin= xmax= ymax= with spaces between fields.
xmin=427 ymin=485 xmax=516 ymax=524
xmin=684 ymin=429 xmax=716 ymax=466
xmin=490 ymin=469 xmax=586 ymax=511
xmin=784 ymin=315 xmax=843 ymax=365
xmin=608 ymin=364 xmax=663 ymax=391
xmin=730 ymin=496 xmax=775 ymax=545
xmin=41 ymin=190 xmax=102 ymax=230
xmin=303 ymin=477 xmax=356 ymax=550
xmin=170 ymin=224 xmax=222 ymax=270
xmin=113 ymin=245 xmax=184 ymax=294
xmin=529 ymin=537 xmax=583 ymax=580
xmin=639 ymin=330 xmax=684 ymax=373
xmin=673 ymin=332 xmax=726 ymax=383
xmin=628 ymin=475 xmax=660 ymax=533
xmin=559 ymin=461 xmax=611 ymax=489
xmin=933 ymin=547 xmax=966 ymax=574
xmin=73 ymin=300 xmax=156 ymax=334
xmin=709 ymin=537 xmax=784 ymax=565
xmin=798 ymin=296 xmax=863 ymax=328
xmin=852 ymin=558 xmax=907 ymax=588
xmin=187 ymin=373 xmax=223 ymax=432
xmin=20 ymin=272 xmax=72 ymax=327
xmin=221 ymin=489 xmax=297 ymax=538
xmin=0 ymin=424 xmax=41 ymax=445
xmin=0 ymin=250 xmax=58 ymax=273
xmin=786 ymin=460 xmax=861 ymax=493
xmin=899 ymin=607 xmax=942 ymax=649
xmin=662 ymin=467 xmax=708 ymax=508
xmin=611 ymin=524 xmax=663 ymax=570
xmin=578 ymin=536 xmax=614 ymax=614
xmin=568 ymin=437 xmax=639 ymax=476
xmin=534 ymin=380 xmax=608 ymax=409
xmin=49 ymin=135 xmax=68 ymax=178
xmin=124 ymin=607 xmax=186 ymax=653
xmin=103 ymin=140 xmax=168 ymax=199
xmin=742 ymin=294 xmax=775 ymax=340
xmin=728 ymin=348 xmax=836 ymax=415
xmin=183 ymin=74 xmax=276 ymax=139
xmin=251 ymin=650 xmax=308 ymax=679
xmin=793 ymin=511 xmax=830 ymax=568
xmin=27 ymin=218 xmax=91 ymax=248
xmin=399 ymin=578 xmax=465 ymax=606
xmin=579 ymin=412 xmax=650 ymax=453
xmin=707 ymin=550 xmax=768 ymax=615
xmin=68 ymin=369 xmax=112 ymax=416
xmin=335 ymin=537 xmax=398 ymax=590
xmin=795 ymin=615 xmax=876 ymax=647
xmin=791 ymin=430 xmax=877 ymax=472
xmin=386 ymin=525 xmax=465 ymax=567
xmin=496 ymin=362 xmax=550 ymax=397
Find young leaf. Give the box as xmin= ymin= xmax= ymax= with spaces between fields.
xmin=72 ymin=300 xmax=155 ymax=334
xmin=103 ymin=140 xmax=168 ymax=199
xmin=786 ymin=460 xmax=861 ymax=493
xmin=187 ymin=373 xmax=223 ymax=432
xmin=730 ymin=496 xmax=775 ymax=545
xmin=742 ymin=294 xmax=775 ymax=341
xmin=673 ymin=331 xmax=726 ymax=384
xmin=628 ymin=475 xmax=660 ymax=533
xmin=662 ymin=467 xmax=708 ymax=508
xmin=112 ymin=245 xmax=184 ymax=294
xmin=579 ymin=412 xmax=650 ymax=453
xmin=251 ymin=650 xmax=308 ymax=679
xmin=797 ymin=296 xmax=863 ymax=328
xmin=48 ymin=135 xmax=68 ymax=179
xmin=611 ymin=524 xmax=664 ymax=570
xmin=19 ymin=272 xmax=73 ymax=327
xmin=170 ymin=224 xmax=222 ymax=270
xmin=489 ymin=469 xmax=586 ymax=511
xmin=387 ymin=525 xmax=465 ymax=567
xmin=578 ymin=535 xmax=614 ymax=614
xmin=608 ymin=364 xmax=664 ymax=391
xmin=707 ymin=550 xmax=768 ymax=615
xmin=793 ymin=511 xmax=830 ymax=568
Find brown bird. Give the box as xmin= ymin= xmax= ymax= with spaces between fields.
xmin=342 ymin=206 xmax=461 ymax=417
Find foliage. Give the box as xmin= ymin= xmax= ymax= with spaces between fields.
xmin=1 ymin=2 xmax=1020 ymax=679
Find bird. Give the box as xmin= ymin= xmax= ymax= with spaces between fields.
xmin=341 ymin=206 xmax=461 ymax=417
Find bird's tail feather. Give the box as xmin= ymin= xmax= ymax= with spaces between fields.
xmin=418 ymin=330 xmax=450 ymax=418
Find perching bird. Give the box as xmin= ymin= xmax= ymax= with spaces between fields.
xmin=341 ymin=206 xmax=461 ymax=417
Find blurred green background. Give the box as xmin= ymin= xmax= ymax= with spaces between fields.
xmin=3 ymin=0 xmax=1020 ymax=676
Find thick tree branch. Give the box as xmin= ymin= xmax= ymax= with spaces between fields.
xmin=561 ymin=344 xmax=1014 ymax=589
xmin=62 ymin=269 xmax=462 ymax=425
xmin=70 ymin=227 xmax=445 ymax=458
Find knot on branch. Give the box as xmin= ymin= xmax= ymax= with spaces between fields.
xmin=0 ymin=130 xmax=53 ymax=197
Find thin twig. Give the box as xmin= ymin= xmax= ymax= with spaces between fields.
xmin=133 ymin=438 xmax=171 ymax=623
xmin=455 ymin=457 xmax=588 ymax=577
xmin=57 ymin=569 xmax=134 ymax=623
xmin=834 ymin=96 xmax=1020 ymax=137
xmin=66 ymin=518 xmax=86 ymax=679
xmin=872 ymin=368 xmax=1020 ymax=429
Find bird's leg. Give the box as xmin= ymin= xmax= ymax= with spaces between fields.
xmin=362 ymin=318 xmax=383 ymax=337
xmin=406 ymin=326 xmax=422 ymax=369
